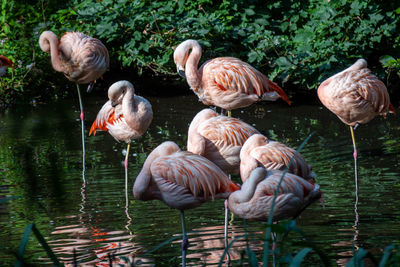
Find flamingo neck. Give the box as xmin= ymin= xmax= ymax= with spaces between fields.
xmin=230 ymin=175 xmax=260 ymax=203
xmin=185 ymin=42 xmax=202 ymax=92
xmin=42 ymin=32 xmax=65 ymax=73
xmin=122 ymin=87 xmax=137 ymax=128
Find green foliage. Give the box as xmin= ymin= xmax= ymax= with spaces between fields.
xmin=1 ymin=0 xmax=399 ymax=105
xmin=0 ymin=0 xmax=69 ymax=107
xmin=58 ymin=0 xmax=399 ymax=90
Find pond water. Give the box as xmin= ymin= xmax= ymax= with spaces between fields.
xmin=1 ymin=85 xmax=399 ymax=266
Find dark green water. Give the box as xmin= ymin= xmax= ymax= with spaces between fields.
xmin=1 ymin=87 xmax=399 ymax=266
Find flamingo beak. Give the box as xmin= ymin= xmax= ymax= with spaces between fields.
xmin=87 ymin=81 xmax=95 ymax=93
xmin=177 ymin=66 xmax=186 ymax=79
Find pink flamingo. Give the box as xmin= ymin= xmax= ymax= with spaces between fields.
xmin=39 ymin=30 xmax=109 ymax=169
xmin=173 ymin=39 xmax=291 ymax=116
xmin=317 ymin=58 xmax=394 ymax=159
xmin=0 ymin=55 xmax=15 ymax=76
xmin=89 ymin=80 xmax=153 ymax=203
xmin=187 ymin=108 xmax=259 ymax=250
xmin=187 ymin=108 xmax=260 ymax=175
xmin=228 ymin=167 xmax=321 ymax=222
xmin=240 ymin=134 xmax=315 ymax=183
xmin=317 ymin=59 xmax=394 ymax=189
xmin=133 ymin=141 xmax=240 ymax=267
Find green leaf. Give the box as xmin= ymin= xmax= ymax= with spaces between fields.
xmin=289 ymin=248 xmax=313 ymax=267
xmin=380 ymin=55 xmax=395 ymax=67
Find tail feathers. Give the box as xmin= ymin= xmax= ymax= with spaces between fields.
xmin=89 ymin=111 xmax=116 ymax=136
xmin=266 ymin=79 xmax=291 ymax=105
xmin=0 ymin=55 xmax=15 ymax=69
xmin=229 ymin=182 xmax=241 ymax=192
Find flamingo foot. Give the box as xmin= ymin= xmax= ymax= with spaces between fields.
xmin=80 ymin=110 xmax=84 ymax=121
xmin=181 ymin=236 xmax=189 ymax=251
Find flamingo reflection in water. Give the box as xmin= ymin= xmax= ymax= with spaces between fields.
xmin=49 ymin=222 xmax=153 ymax=266
xmin=133 ymin=141 xmax=240 ymax=266
xmin=39 ymin=30 xmax=109 ymax=170
xmin=173 ymin=39 xmax=290 ymax=116
xmin=90 ymin=80 xmax=153 ymax=205
xmin=184 ymin=224 xmax=263 ymax=266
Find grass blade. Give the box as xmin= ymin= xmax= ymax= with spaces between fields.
xmin=289 ymin=247 xmax=312 ymax=267
xmin=263 ymin=131 xmax=315 ymax=266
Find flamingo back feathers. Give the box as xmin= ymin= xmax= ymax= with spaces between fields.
xmin=200 ymin=116 xmax=259 ymax=148
xmin=89 ymin=101 xmax=122 ymax=136
xmin=150 ymin=151 xmax=238 ymax=200
xmin=201 ymin=57 xmax=290 ymax=104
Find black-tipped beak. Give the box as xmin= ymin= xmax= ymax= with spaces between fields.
xmin=178 ymin=70 xmax=186 ymax=79
xmin=111 ymin=101 xmax=117 ymax=107
xmin=87 ymin=82 xmax=95 ymax=93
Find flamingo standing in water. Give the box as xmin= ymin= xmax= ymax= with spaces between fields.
xmin=173 ymin=39 xmax=291 ymax=116
xmin=39 ymin=30 xmax=109 ymax=169
xmin=228 ymin=167 xmax=321 ymax=222
xmin=89 ymin=80 xmax=153 ymax=203
xmin=133 ymin=141 xmax=240 ymax=267
xmin=240 ymin=134 xmax=316 ymax=183
xmin=0 ymin=55 xmax=15 ymax=76
xmin=317 ymin=59 xmax=394 ymax=187
xmin=187 ymin=108 xmax=259 ymax=252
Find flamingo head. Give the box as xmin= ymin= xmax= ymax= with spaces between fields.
xmin=173 ymin=39 xmax=201 ymax=79
xmin=108 ymin=80 xmax=134 ymax=107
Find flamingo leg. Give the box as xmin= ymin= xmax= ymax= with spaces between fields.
xmin=76 ymin=83 xmax=86 ymax=172
xmin=125 ymin=142 xmax=131 ymax=207
xmin=227 ymin=110 xmax=231 ymax=117
xmin=180 ymin=210 xmax=188 ymax=267
xmin=349 ymin=126 xmax=359 ymax=214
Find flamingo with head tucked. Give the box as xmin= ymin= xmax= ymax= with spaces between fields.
xmin=228 ymin=167 xmax=321 ymax=222
xmin=0 ymin=55 xmax=15 ymax=76
xmin=90 ymin=80 xmax=153 ymax=203
xmin=133 ymin=141 xmax=240 ymax=267
xmin=173 ymin=39 xmax=290 ymax=116
xmin=317 ymin=58 xmax=394 ymax=189
xmin=187 ymin=108 xmax=260 ymax=175
xmin=39 ymin=30 xmax=109 ymax=169
xmin=240 ymin=134 xmax=316 ymax=183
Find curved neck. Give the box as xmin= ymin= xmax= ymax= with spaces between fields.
xmin=41 ymin=32 xmax=64 ymax=73
xmin=230 ymin=175 xmax=260 ymax=203
xmin=185 ymin=42 xmax=202 ymax=91
xmin=122 ymin=87 xmax=138 ymax=128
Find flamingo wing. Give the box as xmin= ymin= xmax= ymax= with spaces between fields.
xmin=150 ymin=151 xmax=239 ymax=199
xmin=89 ymin=101 xmax=122 ymax=136
xmin=259 ymin=171 xmax=315 ymax=198
xmin=200 ymin=116 xmax=259 ymax=148
xmin=350 ymin=69 xmax=394 ymax=114
xmin=200 ymin=57 xmax=290 ymax=104
xmin=250 ymin=141 xmax=295 ymax=171
xmin=60 ymin=32 xmax=109 ymax=84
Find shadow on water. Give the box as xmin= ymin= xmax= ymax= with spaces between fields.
xmin=1 ymin=88 xmax=400 ymax=265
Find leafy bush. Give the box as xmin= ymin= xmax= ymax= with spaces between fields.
xmin=62 ymin=0 xmax=400 ymax=90
xmin=1 ymin=0 xmax=399 ymax=106
xmin=0 ymin=0 xmax=69 ymax=107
